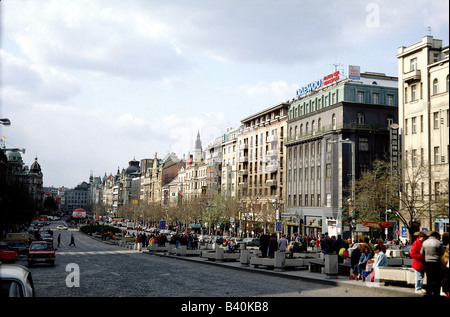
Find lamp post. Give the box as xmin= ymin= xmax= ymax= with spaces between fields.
xmin=328 ymin=138 xmax=355 ymax=240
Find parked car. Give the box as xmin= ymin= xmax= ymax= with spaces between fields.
xmin=0 ymin=264 xmax=36 ymax=297
xmin=400 ymin=245 xmax=412 ymax=258
xmin=243 ymin=238 xmax=260 ymax=247
xmin=0 ymin=243 xmax=18 ymax=263
xmin=56 ymin=225 xmax=68 ymax=230
xmin=1 ymin=233 xmax=31 ymax=246
xmin=41 ymin=234 xmax=54 ymax=243
xmin=27 ymin=241 xmax=56 ymax=267
xmin=5 ymin=241 xmax=28 ymax=255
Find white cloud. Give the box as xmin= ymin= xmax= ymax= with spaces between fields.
xmin=1 ymin=0 xmax=448 ymax=188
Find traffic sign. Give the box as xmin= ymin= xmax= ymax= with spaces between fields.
xmin=275 ymin=221 xmax=282 ymax=232
xmin=160 ymin=220 xmax=166 ymax=230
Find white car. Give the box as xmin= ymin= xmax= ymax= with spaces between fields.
xmin=0 ymin=264 xmax=36 ymax=297
xmin=56 ymin=225 xmax=68 ymax=230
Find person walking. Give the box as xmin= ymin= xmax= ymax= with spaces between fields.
xmin=69 ymin=234 xmax=76 ymax=246
xmin=410 ymin=231 xmax=427 ymax=294
xmin=57 ymin=234 xmax=61 ymax=248
xmin=420 ymin=231 xmax=445 ymax=297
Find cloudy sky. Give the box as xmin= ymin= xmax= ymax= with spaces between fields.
xmin=1 ymin=0 xmax=448 ymax=188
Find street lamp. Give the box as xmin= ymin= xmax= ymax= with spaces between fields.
xmin=328 ymin=138 xmax=355 ymax=240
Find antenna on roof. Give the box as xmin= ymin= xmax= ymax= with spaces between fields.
xmin=426 ymin=26 xmax=432 ymax=36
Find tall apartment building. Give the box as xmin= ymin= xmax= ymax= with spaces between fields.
xmin=397 ymin=36 xmax=449 ymax=234
xmin=237 ymin=102 xmax=289 ymax=234
xmin=221 ymin=127 xmax=240 ymax=197
xmin=285 ymin=69 xmax=398 ymax=238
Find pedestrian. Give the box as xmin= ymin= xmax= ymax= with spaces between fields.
xmin=278 ymin=234 xmax=288 ymax=252
xmin=57 ymin=234 xmax=61 ymax=248
xmin=320 ymin=232 xmax=334 ymax=255
xmin=410 ymin=231 xmax=427 ymax=294
xmin=441 ymin=244 xmax=449 ymax=297
xmin=69 ymin=234 xmax=76 ymax=246
xmin=420 ymin=231 xmax=445 ymax=297
xmin=268 ymin=233 xmax=278 ymax=258
xmin=259 ymin=233 xmax=269 ymax=258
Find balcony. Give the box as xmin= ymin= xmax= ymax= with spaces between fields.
xmin=266 ymin=135 xmax=278 ymax=143
xmin=239 ymin=156 xmax=249 ymax=163
xmin=403 ymin=69 xmax=421 ymax=83
xmin=265 ymin=164 xmax=278 ymax=173
xmin=238 ymin=182 xmax=248 ymax=188
xmin=265 ymin=179 xmax=277 ymax=187
xmin=239 ymin=143 xmax=249 ymax=150
xmin=266 ymin=149 xmax=278 ymax=157
xmin=238 ymin=169 xmax=248 ymax=175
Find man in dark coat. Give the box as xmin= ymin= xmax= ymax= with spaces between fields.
xmin=260 ymin=233 xmax=269 ymax=258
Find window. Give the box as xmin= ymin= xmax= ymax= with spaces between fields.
xmin=387 ymin=94 xmax=394 ymax=106
xmin=358 ymin=91 xmax=364 ymax=103
xmin=434 ymin=147 xmax=439 ymax=164
xmin=435 ymin=182 xmax=440 ymax=200
xmin=332 ymin=114 xmax=336 ymax=130
xmin=357 ymin=112 xmax=365 ymax=125
xmin=326 ymin=164 xmax=331 ymax=178
xmin=434 ymin=112 xmax=440 ymax=129
xmin=318 ymin=118 xmax=322 ymax=131
xmin=405 ymin=118 xmax=408 ymax=135
xmin=359 ymin=137 xmax=369 ymax=151
xmin=420 ymin=115 xmax=424 ymax=132
xmin=412 ymin=149 xmax=417 ymax=166
xmin=411 ymin=84 xmax=417 ymax=101
xmin=372 ymin=92 xmax=379 ymax=104
xmin=447 ymin=75 xmax=449 ymax=92
xmin=387 ymin=116 xmax=394 ymax=127
xmin=433 ymin=79 xmax=439 ymax=95
xmin=412 ymin=117 xmax=417 ymax=134
xmin=410 ymin=58 xmax=417 ymax=71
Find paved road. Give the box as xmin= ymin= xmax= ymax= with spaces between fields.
xmin=17 ymin=221 xmax=393 ymax=298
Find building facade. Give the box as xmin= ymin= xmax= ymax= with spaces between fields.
xmin=397 ymin=36 xmax=449 ymax=235
xmin=285 ymin=70 xmax=398 ymax=238
xmin=237 ymin=102 xmax=289 ymax=235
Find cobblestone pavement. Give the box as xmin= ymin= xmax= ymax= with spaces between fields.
xmin=15 ymin=227 xmax=402 ymax=298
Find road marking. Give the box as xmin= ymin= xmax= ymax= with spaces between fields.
xmin=57 ymin=250 xmax=140 ymax=255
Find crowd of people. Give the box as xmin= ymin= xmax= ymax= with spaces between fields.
xmin=108 ymin=226 xmax=449 ymax=297
xmin=257 ymin=230 xmax=449 ymax=297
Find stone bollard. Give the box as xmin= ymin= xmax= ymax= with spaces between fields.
xmin=240 ymin=249 xmax=250 ymax=267
xmin=324 ymin=254 xmax=338 ymax=279
xmin=138 ymin=243 xmax=142 ymax=251
xmin=215 ymin=247 xmax=224 ymax=262
xmin=179 ymin=245 xmax=187 ymax=256
xmin=239 ymin=242 xmax=247 ymax=251
xmin=274 ymin=251 xmax=286 ymax=272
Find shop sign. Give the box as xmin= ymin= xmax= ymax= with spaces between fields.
xmin=296 ymin=70 xmax=341 ymax=97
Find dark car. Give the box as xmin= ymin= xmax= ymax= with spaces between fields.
xmin=400 ymin=245 xmax=412 ymax=258
xmin=27 ymin=241 xmax=55 ymax=267
xmin=5 ymin=241 xmax=28 ymax=255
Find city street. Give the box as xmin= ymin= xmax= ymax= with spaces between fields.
xmin=16 ymin=221 xmax=391 ymax=298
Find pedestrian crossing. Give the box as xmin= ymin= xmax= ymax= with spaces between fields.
xmin=57 ymin=250 xmax=140 ymax=255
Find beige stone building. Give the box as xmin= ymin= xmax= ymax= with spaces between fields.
xmin=237 ymin=102 xmax=289 ymax=235
xmin=397 ymin=35 xmax=449 ymax=235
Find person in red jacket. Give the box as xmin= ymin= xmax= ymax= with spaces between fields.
xmin=410 ymin=231 xmax=427 ymax=294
